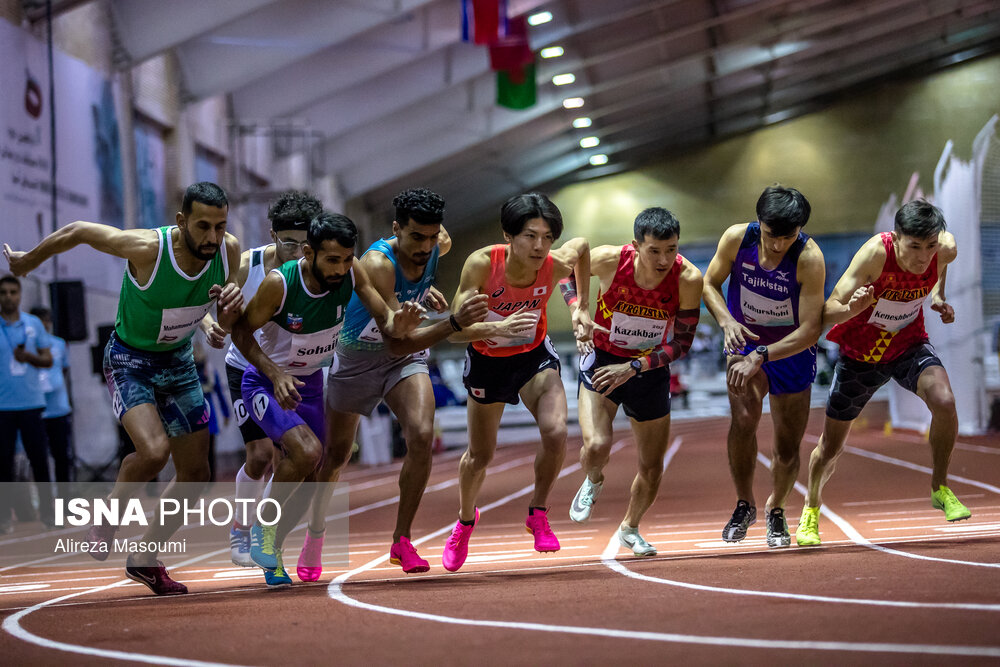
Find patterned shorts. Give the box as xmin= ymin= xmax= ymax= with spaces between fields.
xmin=826 ymin=343 xmax=943 ymax=421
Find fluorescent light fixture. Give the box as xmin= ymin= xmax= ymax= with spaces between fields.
xmin=589 ymin=154 xmax=608 ymax=166
xmin=528 ymin=11 xmax=553 ymax=26
xmin=572 ymin=117 xmax=592 ymax=128
xmin=540 ymin=46 xmax=564 ymax=59
xmin=562 ymin=97 xmax=584 ymax=109
xmin=552 ymin=73 xmax=575 ymax=86
xmin=579 ymin=136 xmax=600 ymax=148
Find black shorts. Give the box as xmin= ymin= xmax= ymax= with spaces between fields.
xmin=226 ymin=363 xmax=268 ymax=443
xmin=826 ymin=343 xmax=943 ymax=422
xmin=463 ymin=337 xmax=561 ymax=405
xmin=579 ymin=348 xmax=671 ymax=422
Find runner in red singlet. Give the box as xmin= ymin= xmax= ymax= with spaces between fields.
xmin=440 ymin=193 xmax=590 ymax=572
xmin=562 ymin=208 xmax=703 ymax=557
xmin=795 ymin=199 xmax=970 ymax=547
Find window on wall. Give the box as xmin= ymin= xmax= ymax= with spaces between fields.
xmin=195 ymin=147 xmax=224 ymax=187
xmin=133 ymin=116 xmax=166 ymax=229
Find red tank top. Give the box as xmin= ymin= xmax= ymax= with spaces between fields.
xmin=827 ymin=232 xmax=936 ymax=363
xmin=472 ymin=244 xmax=554 ymax=357
xmin=594 ymin=246 xmax=683 ymax=358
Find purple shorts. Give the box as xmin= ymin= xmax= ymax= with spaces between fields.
xmin=241 ymin=365 xmax=325 ymax=444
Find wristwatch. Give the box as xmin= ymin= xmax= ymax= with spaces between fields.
xmin=630 ymin=359 xmax=642 ymax=375
xmin=755 ymin=345 xmax=769 ymax=362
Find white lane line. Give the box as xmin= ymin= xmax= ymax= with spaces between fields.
xmin=873 ymin=522 xmax=1000 ymax=532
xmin=884 ymin=431 xmax=1000 ymax=455
xmin=843 ymin=446 xmax=1000 ymax=496
xmin=864 ymin=508 xmax=1000 ymax=520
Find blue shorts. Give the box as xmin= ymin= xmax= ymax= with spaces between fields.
xmin=739 ymin=344 xmax=817 ymax=395
xmin=242 ymin=365 xmax=325 ymax=444
xmin=103 ymin=332 xmax=209 ymax=438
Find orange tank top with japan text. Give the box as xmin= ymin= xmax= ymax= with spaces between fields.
xmin=471 ymin=244 xmax=554 ymax=357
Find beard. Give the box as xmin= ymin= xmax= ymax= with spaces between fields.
xmin=311 ymin=259 xmax=345 ymax=291
xmin=182 ymin=228 xmax=219 ymax=261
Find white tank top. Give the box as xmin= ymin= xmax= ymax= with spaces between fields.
xmin=224 ymin=245 xmax=270 ymax=370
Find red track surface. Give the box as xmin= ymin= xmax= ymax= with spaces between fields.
xmin=2 ymin=408 xmax=998 ymax=665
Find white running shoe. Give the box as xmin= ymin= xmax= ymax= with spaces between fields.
xmin=569 ymin=477 xmax=603 ymax=523
xmin=229 ymin=524 xmax=252 ymax=567
xmin=618 ymin=525 xmax=657 ymax=557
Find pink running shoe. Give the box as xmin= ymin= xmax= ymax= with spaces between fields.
xmin=389 ymin=536 xmax=430 ymax=573
xmin=442 ymin=508 xmax=479 ymax=572
xmin=85 ymin=523 xmax=118 ymax=561
xmin=525 ymin=509 xmax=560 ymax=553
xmin=296 ymin=530 xmax=324 ymax=582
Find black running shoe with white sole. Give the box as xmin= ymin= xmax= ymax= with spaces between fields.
xmin=765 ymin=507 xmax=791 ymax=547
xmin=722 ymin=500 xmax=757 ymax=542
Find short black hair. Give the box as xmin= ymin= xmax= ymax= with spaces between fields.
xmin=29 ymin=306 xmax=50 ymax=320
xmin=634 ymin=207 xmax=680 ymax=242
xmin=268 ymin=190 xmax=323 ymax=233
xmin=182 ymin=182 xmax=228 ymax=215
xmin=500 ymin=193 xmax=563 ymax=239
xmin=393 ymin=188 xmax=445 ymax=227
xmin=308 ymin=211 xmax=358 ymax=251
xmin=894 ymin=199 xmax=946 ymax=239
xmin=756 ymin=185 xmax=811 ymax=236
xmin=0 ymin=275 xmax=20 ymax=289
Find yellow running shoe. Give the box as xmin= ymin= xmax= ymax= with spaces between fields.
xmin=795 ymin=506 xmax=821 ymax=546
xmin=931 ymin=485 xmax=971 ymax=522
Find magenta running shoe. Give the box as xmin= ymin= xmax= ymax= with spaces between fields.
xmin=389 ymin=536 xmax=430 ymax=574
xmin=525 ymin=508 xmax=560 ymax=553
xmin=296 ymin=529 xmax=324 ymax=582
xmin=442 ymin=508 xmax=479 ymax=572
xmin=84 ymin=523 xmax=118 ymax=561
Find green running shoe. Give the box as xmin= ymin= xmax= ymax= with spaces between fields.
xmin=795 ymin=506 xmax=821 ymax=546
xmin=931 ymin=485 xmax=971 ymax=522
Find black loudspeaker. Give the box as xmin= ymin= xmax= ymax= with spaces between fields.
xmin=91 ymin=323 xmax=115 ymax=375
xmin=49 ymin=280 xmax=88 ymax=342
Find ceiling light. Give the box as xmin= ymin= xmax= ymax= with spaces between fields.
xmin=589 ymin=154 xmax=608 ymax=166
xmin=528 ymin=11 xmax=553 ymax=26
xmin=552 ymin=73 xmax=575 ymax=86
xmin=579 ymin=136 xmax=600 ymax=149
xmin=540 ymin=46 xmax=564 ymax=59
xmin=572 ymin=117 xmax=592 ymax=128
xmin=562 ymin=97 xmax=584 ymax=109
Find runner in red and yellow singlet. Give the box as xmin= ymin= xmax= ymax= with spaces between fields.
xmin=563 ymin=207 xmax=703 ymax=557
xmin=440 ymin=193 xmax=591 ymax=572
xmin=795 ymin=199 xmax=970 ymax=547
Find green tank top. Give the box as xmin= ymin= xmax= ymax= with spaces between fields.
xmin=256 ymin=259 xmax=354 ymax=375
xmin=115 ymin=226 xmax=229 ymax=352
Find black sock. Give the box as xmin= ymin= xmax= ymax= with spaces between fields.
xmin=459 ymin=517 xmax=475 ymax=526
xmin=528 ymin=506 xmax=547 ymax=515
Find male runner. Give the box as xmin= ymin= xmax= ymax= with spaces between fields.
xmin=301 ymin=188 xmax=488 ymax=579
xmin=702 ymin=186 xmax=825 ymax=547
xmin=564 ymin=207 xmax=703 ymax=556
xmin=441 ymin=192 xmax=590 ymax=573
xmin=232 ymin=212 xmax=423 ymax=585
xmin=221 ymin=190 xmax=321 ymax=567
xmin=796 ymin=199 xmax=969 ymax=546
xmin=4 ymin=182 xmax=243 ymax=595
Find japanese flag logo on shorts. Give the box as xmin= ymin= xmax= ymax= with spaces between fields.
xmin=470 ymin=387 xmax=486 ymax=399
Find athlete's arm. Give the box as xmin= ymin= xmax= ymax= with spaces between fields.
xmin=4 ymin=222 xmax=159 ymax=277
xmin=212 ymin=232 xmax=245 ymax=334
xmin=232 ymin=271 xmax=304 ymax=410
xmin=930 ymin=231 xmax=957 ymax=324
xmin=702 ymin=224 xmax=759 ymax=354
xmin=552 ymin=237 xmax=594 ymax=342
xmin=352 ymin=260 xmax=425 ymax=341
xmin=437 ymin=225 xmax=452 ymax=256
xmin=823 ymin=235 xmax=885 ymax=326
xmin=560 ymin=244 xmax=619 ymax=351
xmin=447 ymin=248 xmax=536 ymax=343
xmin=200 ymin=244 xmax=251 ymax=348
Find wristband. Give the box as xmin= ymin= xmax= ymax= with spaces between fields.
xmin=449 ymin=314 xmax=462 ymax=332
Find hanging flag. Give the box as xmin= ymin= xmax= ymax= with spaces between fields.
xmin=471 ymin=0 xmax=501 ymax=44
xmin=489 ymin=15 xmax=531 ymax=71
xmin=460 ymin=0 xmax=471 ymax=42
xmin=497 ymin=60 xmax=536 ymax=110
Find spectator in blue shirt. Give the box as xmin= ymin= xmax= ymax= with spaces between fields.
xmin=30 ymin=307 xmax=74 ymax=498
xmin=0 ymin=275 xmax=54 ymax=531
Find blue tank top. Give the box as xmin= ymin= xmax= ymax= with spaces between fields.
xmin=338 ymin=238 xmax=440 ymax=352
xmin=725 ymin=222 xmax=807 ymax=346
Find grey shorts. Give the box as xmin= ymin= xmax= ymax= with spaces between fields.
xmin=326 ymin=346 xmax=428 ymax=416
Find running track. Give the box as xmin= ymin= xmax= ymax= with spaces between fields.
xmin=1 ymin=407 xmax=998 ymax=665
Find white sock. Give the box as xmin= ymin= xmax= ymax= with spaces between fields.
xmin=235 ymin=464 xmax=266 ymax=527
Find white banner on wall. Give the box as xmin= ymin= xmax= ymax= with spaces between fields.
xmin=0 ymin=19 xmax=124 ymax=291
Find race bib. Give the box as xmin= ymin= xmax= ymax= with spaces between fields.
xmin=287 ymin=324 xmax=343 ymax=371
xmin=483 ymin=309 xmax=540 ymax=348
xmin=740 ymin=285 xmax=794 ymax=327
xmin=157 ymin=303 xmax=213 ymax=344
xmin=358 ymin=317 xmax=384 ymax=344
xmin=608 ymin=311 xmax=667 ymax=350
xmin=868 ymin=296 xmax=926 ymax=332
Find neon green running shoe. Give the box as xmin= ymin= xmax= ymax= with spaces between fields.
xmin=931 ymin=485 xmax=971 ymax=522
xmin=795 ymin=506 xmax=821 ymax=546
